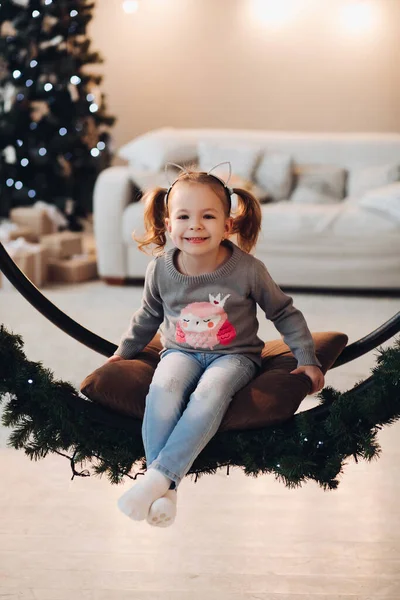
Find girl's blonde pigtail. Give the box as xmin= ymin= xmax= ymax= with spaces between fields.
xmin=133 ymin=187 xmax=168 ymax=255
xmin=230 ymin=188 xmax=262 ymax=254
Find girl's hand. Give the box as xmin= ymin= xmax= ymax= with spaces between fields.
xmin=290 ymin=365 xmax=325 ymax=394
xmin=106 ymin=355 xmax=124 ymax=364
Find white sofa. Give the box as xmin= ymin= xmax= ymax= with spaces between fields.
xmin=93 ymin=129 xmax=400 ymax=290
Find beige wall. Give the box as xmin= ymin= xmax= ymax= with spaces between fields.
xmin=89 ymin=0 xmax=400 ymax=153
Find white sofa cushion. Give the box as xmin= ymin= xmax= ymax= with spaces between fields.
xmin=292 ymin=164 xmax=346 ymax=200
xmin=197 ymin=141 xmax=260 ymax=181
xmin=257 ymin=201 xmax=399 ymax=240
xmin=254 ymin=152 xmax=293 ymax=201
xmin=357 ymin=183 xmax=400 ymax=223
xmin=347 ymin=163 xmax=400 ymax=198
xmin=257 ymin=202 xmax=342 ymax=236
xmin=290 ymin=188 xmax=341 ymax=205
xmin=118 ymin=127 xmax=198 ymax=170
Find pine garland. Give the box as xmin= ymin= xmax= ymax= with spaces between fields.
xmin=1 ymin=323 xmax=399 ymax=490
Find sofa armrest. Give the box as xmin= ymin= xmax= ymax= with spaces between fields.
xmin=93 ymin=166 xmax=135 ymax=279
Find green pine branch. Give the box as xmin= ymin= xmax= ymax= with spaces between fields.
xmin=1 ymin=323 xmax=400 ymax=489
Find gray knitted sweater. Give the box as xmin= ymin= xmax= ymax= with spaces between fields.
xmin=115 ymin=241 xmax=321 ymax=368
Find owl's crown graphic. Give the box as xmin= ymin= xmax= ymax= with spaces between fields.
xmin=175 ymin=292 xmax=236 ymax=350
xmin=209 ymin=293 xmax=230 ymax=307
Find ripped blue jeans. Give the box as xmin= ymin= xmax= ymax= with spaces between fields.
xmin=142 ymin=349 xmax=257 ymax=489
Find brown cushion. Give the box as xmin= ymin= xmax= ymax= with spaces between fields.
xmin=80 ymin=331 xmax=348 ymax=432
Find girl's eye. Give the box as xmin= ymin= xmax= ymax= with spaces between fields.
xmin=177 ymin=214 xmax=215 ymax=219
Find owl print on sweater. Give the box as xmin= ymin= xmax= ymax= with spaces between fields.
xmin=175 ymin=293 xmax=237 ymax=350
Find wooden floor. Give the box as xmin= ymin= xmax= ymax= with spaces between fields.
xmin=1 ymin=416 xmax=399 ymax=599
xmin=1 ymin=282 xmax=399 ymax=598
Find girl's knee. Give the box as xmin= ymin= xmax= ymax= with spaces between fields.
xmin=188 ymin=387 xmax=232 ymax=417
xmin=195 ymin=376 xmax=231 ymax=403
xmin=151 ymin=370 xmax=194 ymax=396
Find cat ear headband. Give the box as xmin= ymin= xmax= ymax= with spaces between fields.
xmin=164 ymin=161 xmax=234 ymax=207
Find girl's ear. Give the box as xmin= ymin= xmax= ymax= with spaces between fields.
xmin=225 ymin=216 xmax=233 ymax=235
xmin=165 ymin=217 xmax=171 ymax=233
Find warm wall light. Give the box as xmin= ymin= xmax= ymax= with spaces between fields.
xmin=250 ymin=0 xmax=301 ymax=27
xmin=340 ymin=1 xmax=376 ymax=34
xmin=123 ymin=0 xmax=139 ymax=14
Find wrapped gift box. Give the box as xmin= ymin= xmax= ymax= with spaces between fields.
xmin=40 ymin=231 xmax=83 ymax=259
xmin=47 ymin=255 xmax=98 ymax=283
xmin=8 ymin=226 xmax=38 ymax=243
xmin=0 ymin=238 xmax=48 ymax=289
xmin=10 ymin=206 xmax=57 ymax=237
xmin=0 ymin=221 xmax=38 ymax=243
xmin=82 ymin=235 xmax=96 ymax=256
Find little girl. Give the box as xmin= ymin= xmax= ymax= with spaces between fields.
xmin=108 ymin=164 xmax=325 ymax=528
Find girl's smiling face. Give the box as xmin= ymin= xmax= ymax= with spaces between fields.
xmin=165 ymin=182 xmax=232 ymax=255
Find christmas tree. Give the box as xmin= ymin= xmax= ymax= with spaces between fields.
xmin=0 ymin=0 xmax=115 ymax=227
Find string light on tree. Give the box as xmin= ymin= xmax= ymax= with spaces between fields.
xmin=4 ymin=146 xmax=16 ymax=163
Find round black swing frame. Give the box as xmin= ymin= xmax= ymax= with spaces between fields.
xmin=0 ymin=239 xmax=399 ymax=426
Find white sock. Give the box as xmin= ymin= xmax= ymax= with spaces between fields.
xmin=117 ymin=468 xmax=171 ymax=521
xmin=147 ymin=489 xmax=177 ymax=528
